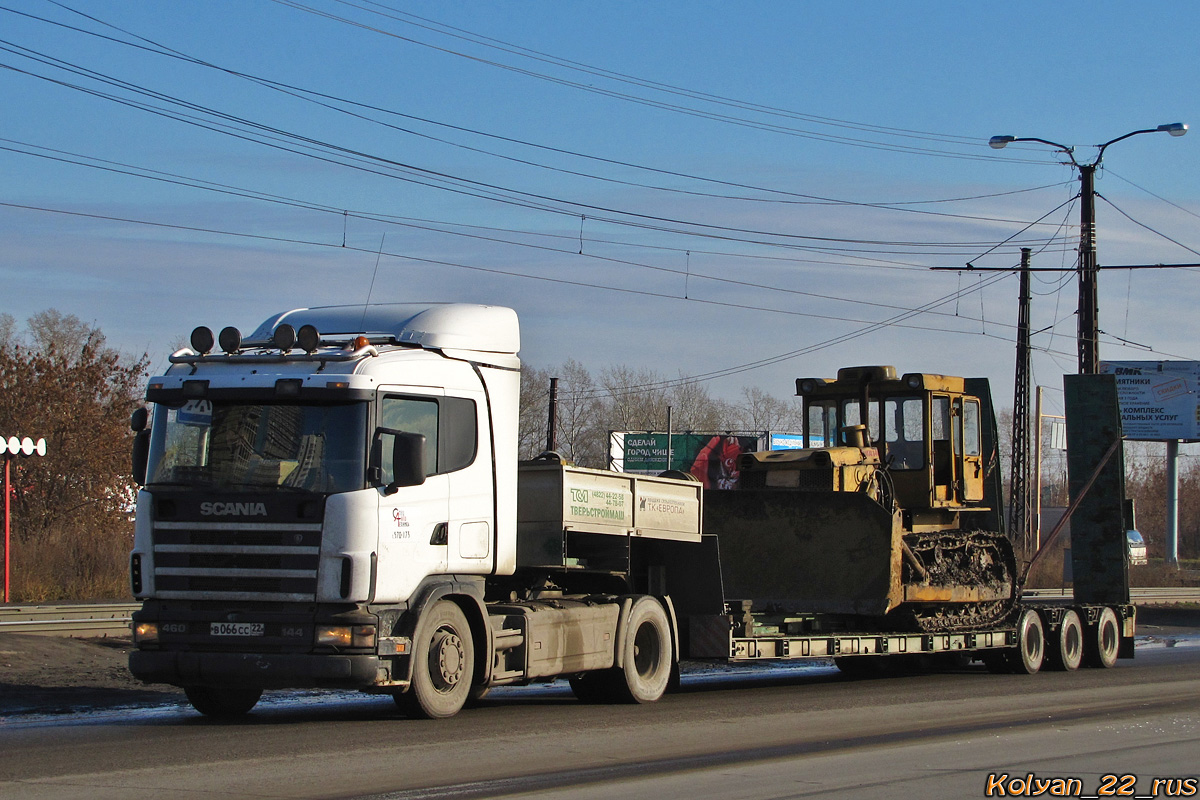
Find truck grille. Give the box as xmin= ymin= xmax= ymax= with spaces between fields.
xmin=152 ymin=521 xmax=322 ymax=601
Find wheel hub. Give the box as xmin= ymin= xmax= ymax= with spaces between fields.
xmin=432 ymin=630 xmax=464 ymax=687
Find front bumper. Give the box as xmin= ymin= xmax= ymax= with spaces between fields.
xmin=129 ymin=649 xmax=381 ymax=689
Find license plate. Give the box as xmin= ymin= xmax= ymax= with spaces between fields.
xmin=210 ymin=622 xmax=265 ymax=637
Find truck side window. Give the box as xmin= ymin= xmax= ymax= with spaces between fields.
xmin=379 ymin=395 xmax=478 ymax=480
xmin=381 ymin=396 xmax=439 ymax=479
xmin=439 ymin=396 xmax=478 ymax=472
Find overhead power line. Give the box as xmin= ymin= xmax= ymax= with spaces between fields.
xmin=0 ymin=43 xmax=1065 ymax=255
xmin=270 ymin=0 xmax=1050 ymax=164
xmin=5 ymin=3 xmax=1074 ymax=223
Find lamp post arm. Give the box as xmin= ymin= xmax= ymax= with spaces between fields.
xmin=1094 ymin=128 xmax=1162 ymax=164
xmin=1008 ymin=136 xmax=1078 ymax=165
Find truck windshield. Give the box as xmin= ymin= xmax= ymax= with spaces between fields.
xmin=146 ymin=401 xmax=367 ymax=493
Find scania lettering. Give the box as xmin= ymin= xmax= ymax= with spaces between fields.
xmin=200 ymin=502 xmax=268 ymax=517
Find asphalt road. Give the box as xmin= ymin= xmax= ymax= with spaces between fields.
xmin=1 ymin=643 xmax=1198 ymax=800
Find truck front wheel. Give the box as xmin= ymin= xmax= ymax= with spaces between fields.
xmin=397 ymin=600 xmax=475 ymax=719
xmin=184 ymin=686 xmax=262 ymax=717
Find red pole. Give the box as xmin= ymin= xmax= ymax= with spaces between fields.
xmin=4 ymin=454 xmax=10 ymax=604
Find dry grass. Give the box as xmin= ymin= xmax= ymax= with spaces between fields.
xmin=8 ymin=523 xmax=132 ymax=602
xmin=1023 ymin=545 xmax=1200 ymax=591
xmin=1023 ymin=545 xmax=1069 ymax=590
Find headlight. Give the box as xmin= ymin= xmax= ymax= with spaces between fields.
xmin=133 ymin=622 xmax=159 ymax=644
xmin=316 ymin=625 xmax=376 ymax=648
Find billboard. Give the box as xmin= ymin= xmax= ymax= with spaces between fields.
xmin=1099 ymin=361 xmax=1200 ymax=442
xmin=609 ymin=431 xmax=803 ymax=489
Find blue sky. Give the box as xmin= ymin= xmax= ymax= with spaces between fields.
xmin=2 ymin=0 xmax=1198 ymax=422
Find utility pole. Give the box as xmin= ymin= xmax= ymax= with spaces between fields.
xmin=546 ymin=377 xmax=559 ymax=453
xmin=1077 ymin=164 xmax=1099 ymax=374
xmin=1009 ymin=248 xmax=1033 ymax=555
xmin=989 ymin=123 xmax=1187 ymax=374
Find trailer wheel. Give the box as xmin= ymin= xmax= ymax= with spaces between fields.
xmin=613 ymin=596 xmax=673 ymax=703
xmin=1005 ymin=608 xmax=1044 ymax=674
xmin=398 ymin=600 xmax=475 ymax=719
xmin=1045 ymin=609 xmax=1084 ymax=671
xmin=1085 ymin=607 xmax=1120 ymax=669
xmin=184 ymin=686 xmax=262 ymax=718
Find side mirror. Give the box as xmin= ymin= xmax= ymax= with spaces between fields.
xmin=374 ymin=428 xmax=426 ymax=494
xmin=131 ymin=408 xmax=150 ymax=486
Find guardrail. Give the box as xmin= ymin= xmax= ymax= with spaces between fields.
xmin=0 ymin=589 xmax=1196 ymax=638
xmin=1025 ymin=587 xmax=1200 ymax=604
xmin=0 ymin=603 xmax=137 ymax=636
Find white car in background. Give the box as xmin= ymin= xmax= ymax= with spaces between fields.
xmin=1126 ymin=529 xmax=1148 ymax=566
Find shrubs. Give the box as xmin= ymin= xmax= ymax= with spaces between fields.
xmin=0 ymin=310 xmax=146 ymax=603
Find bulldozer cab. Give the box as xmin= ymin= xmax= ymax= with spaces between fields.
xmin=796 ymin=366 xmax=986 ymax=513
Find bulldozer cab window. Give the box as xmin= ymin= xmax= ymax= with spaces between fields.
xmin=960 ymin=397 xmax=985 ymax=502
xmin=805 ymin=401 xmax=838 ymax=448
xmin=840 ymin=399 xmax=879 ymax=445
xmin=884 ymin=397 xmax=925 ymax=470
xmin=962 ymin=399 xmax=981 ymax=457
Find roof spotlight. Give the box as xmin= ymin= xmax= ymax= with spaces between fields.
xmin=297 ymin=324 xmax=320 ymax=354
xmin=189 ymin=326 xmax=215 ymax=355
xmin=273 ymin=323 xmax=297 ymax=352
xmin=218 ymin=326 xmax=242 ymax=354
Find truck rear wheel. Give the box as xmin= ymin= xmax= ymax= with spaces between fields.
xmin=397 ymin=600 xmax=475 ymax=719
xmin=1085 ymin=607 xmax=1120 ymax=669
xmin=184 ymin=686 xmax=262 ymax=717
xmin=1045 ymin=609 xmax=1084 ymax=671
xmin=1005 ymin=608 xmax=1044 ymax=674
xmin=612 ymin=596 xmax=673 ymax=703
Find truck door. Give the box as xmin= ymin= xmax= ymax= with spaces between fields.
xmin=442 ymin=393 xmax=495 ymax=574
xmin=374 ymin=391 xmax=449 ymax=603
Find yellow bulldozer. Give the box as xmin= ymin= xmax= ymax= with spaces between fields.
xmin=705 ymin=366 xmax=1017 ymax=632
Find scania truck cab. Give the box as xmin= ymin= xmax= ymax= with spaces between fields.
xmin=129 ymin=303 xmax=702 ymax=718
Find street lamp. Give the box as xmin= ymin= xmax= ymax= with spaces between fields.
xmin=988 ymin=123 xmax=1188 ymax=374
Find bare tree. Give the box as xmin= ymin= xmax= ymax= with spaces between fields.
xmin=518 ymin=364 xmax=551 ymax=460
xmin=732 ymin=386 xmax=803 ymax=432
xmin=553 ymin=360 xmax=606 ymax=467
xmin=599 ymin=365 xmax=669 ymax=432
xmin=667 ymin=377 xmax=731 ymax=432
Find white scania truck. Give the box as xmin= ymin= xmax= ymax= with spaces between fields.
xmin=129 ymin=303 xmax=1134 ymax=718
xmin=129 ymin=304 xmax=706 ymax=717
